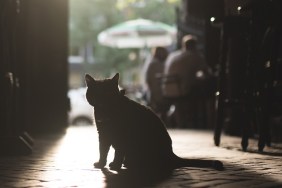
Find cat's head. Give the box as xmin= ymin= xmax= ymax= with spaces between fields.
xmin=85 ymin=73 xmax=121 ymax=107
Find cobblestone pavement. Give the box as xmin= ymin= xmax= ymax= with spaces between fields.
xmin=0 ymin=126 xmax=281 ymax=188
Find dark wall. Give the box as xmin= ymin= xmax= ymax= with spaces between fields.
xmin=177 ymin=0 xmax=224 ymax=68
xmin=23 ymin=0 xmax=69 ymax=133
xmin=0 ymin=0 xmax=69 ymax=136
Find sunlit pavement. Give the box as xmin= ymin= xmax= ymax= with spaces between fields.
xmin=0 ymin=126 xmax=282 ymax=188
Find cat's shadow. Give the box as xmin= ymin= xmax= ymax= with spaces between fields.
xmin=102 ymin=167 xmax=173 ymax=188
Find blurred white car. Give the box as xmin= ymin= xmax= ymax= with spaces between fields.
xmin=68 ymin=87 xmax=93 ymax=125
xmin=67 ymin=86 xmax=145 ymax=125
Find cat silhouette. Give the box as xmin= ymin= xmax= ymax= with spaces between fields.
xmin=85 ymin=73 xmax=223 ymax=172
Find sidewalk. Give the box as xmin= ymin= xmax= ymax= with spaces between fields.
xmin=0 ymin=126 xmax=281 ymax=188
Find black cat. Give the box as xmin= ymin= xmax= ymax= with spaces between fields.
xmin=85 ymin=73 xmax=223 ymax=172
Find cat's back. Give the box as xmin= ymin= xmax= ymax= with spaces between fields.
xmin=117 ymin=95 xmax=173 ymax=158
xmin=118 ymin=95 xmax=157 ymax=118
xmin=117 ymin=95 xmax=169 ymax=134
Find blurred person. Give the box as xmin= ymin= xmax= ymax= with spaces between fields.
xmin=162 ymin=35 xmax=213 ymax=128
xmin=144 ymin=46 xmax=169 ymax=120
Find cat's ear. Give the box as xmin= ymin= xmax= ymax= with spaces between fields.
xmin=111 ymin=73 xmax=119 ymax=83
xmin=85 ymin=74 xmax=95 ymax=87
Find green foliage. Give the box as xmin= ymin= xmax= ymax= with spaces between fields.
xmin=69 ymin=0 xmax=180 ymax=79
xmin=69 ymin=0 xmax=123 ymax=49
xmin=118 ymin=0 xmax=179 ymax=24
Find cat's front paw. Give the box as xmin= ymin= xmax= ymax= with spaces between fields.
xmin=109 ymin=162 xmax=122 ymax=171
xmin=94 ymin=161 xmax=106 ymax=169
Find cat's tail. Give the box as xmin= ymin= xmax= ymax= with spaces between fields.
xmin=173 ymin=155 xmax=224 ymax=170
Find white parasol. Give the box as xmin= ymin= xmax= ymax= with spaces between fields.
xmin=97 ymin=18 xmax=176 ymax=48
